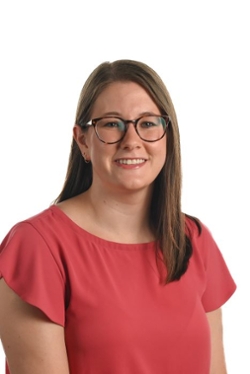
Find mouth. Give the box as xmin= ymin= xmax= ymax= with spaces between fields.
xmin=115 ymin=158 xmax=146 ymax=165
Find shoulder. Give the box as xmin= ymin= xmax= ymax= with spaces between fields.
xmin=23 ymin=205 xmax=62 ymax=229
xmin=0 ymin=206 xmax=75 ymax=262
xmin=1 ymin=208 xmax=51 ymax=246
xmin=184 ymin=214 xmax=223 ymax=266
xmin=184 ymin=215 xmax=236 ymax=311
xmin=2 ymin=205 xmax=71 ymax=239
xmin=0 ymin=207 xmax=68 ymax=326
xmin=185 ymin=214 xmax=216 ymax=244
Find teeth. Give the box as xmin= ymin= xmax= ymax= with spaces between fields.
xmin=117 ymin=159 xmax=145 ymax=165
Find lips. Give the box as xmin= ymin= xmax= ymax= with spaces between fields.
xmin=115 ymin=159 xmax=146 ymax=165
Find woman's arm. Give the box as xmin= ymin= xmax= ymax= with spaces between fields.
xmin=0 ymin=279 xmax=69 ymax=374
xmin=207 ymin=308 xmax=227 ymax=374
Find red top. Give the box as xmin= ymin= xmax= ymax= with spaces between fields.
xmin=0 ymin=206 xmax=236 ymax=374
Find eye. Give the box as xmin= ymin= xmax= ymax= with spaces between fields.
xmin=98 ymin=118 xmax=125 ymax=130
xmin=139 ymin=116 xmax=166 ymax=129
xmin=140 ymin=121 xmax=158 ymax=128
xmin=103 ymin=121 xmax=120 ymax=128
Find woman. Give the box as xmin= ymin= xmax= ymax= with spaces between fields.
xmin=0 ymin=60 xmax=236 ymax=374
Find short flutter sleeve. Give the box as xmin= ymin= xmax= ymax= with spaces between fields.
xmin=189 ymin=220 xmax=236 ymax=312
xmin=0 ymin=222 xmax=65 ymax=326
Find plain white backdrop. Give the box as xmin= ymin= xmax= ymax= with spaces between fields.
xmin=0 ymin=0 xmax=249 ymax=373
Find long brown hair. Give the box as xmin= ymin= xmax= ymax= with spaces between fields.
xmin=55 ymin=59 xmax=200 ymax=283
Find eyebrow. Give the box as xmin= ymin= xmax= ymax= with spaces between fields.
xmin=99 ymin=111 xmax=160 ymax=117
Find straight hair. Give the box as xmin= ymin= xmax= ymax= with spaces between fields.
xmin=55 ymin=59 xmax=201 ymax=283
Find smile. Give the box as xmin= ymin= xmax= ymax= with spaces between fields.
xmin=116 ymin=159 xmax=146 ymax=165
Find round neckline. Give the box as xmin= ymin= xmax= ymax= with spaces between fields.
xmin=49 ymin=204 xmax=156 ymax=249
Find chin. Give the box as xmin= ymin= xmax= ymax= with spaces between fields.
xmin=116 ymin=181 xmax=153 ymax=194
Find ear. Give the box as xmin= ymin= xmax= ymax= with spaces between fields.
xmin=73 ymin=125 xmax=88 ymax=148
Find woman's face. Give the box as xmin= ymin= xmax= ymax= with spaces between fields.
xmin=74 ymin=81 xmax=167 ymax=194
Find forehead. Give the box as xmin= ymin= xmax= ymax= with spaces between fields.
xmin=92 ymin=81 xmax=159 ymax=117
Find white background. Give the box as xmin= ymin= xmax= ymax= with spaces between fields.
xmin=0 ymin=0 xmax=249 ymax=373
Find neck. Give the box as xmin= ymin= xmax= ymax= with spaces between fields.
xmin=81 ymin=184 xmax=155 ymax=243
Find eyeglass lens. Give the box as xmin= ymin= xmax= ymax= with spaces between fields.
xmin=95 ymin=116 xmax=167 ymax=143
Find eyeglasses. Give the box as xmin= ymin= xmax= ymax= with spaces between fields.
xmin=81 ymin=114 xmax=170 ymax=144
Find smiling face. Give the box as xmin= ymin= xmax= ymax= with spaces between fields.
xmin=74 ymin=81 xmax=167 ymax=195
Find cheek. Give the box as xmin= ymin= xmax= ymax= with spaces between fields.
xmin=156 ymin=138 xmax=167 ymax=164
xmin=89 ymin=141 xmax=117 ymax=164
xmin=84 ymin=129 xmax=96 ymax=149
xmin=163 ymin=137 xmax=167 ymax=157
xmin=85 ymin=132 xmax=104 ymax=160
xmin=165 ymin=141 xmax=168 ymax=161
xmin=157 ymin=141 xmax=167 ymax=172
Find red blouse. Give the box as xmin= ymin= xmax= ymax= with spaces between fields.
xmin=0 ymin=206 xmax=236 ymax=374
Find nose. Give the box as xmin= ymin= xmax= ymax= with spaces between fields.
xmin=119 ymin=123 xmax=141 ymax=149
